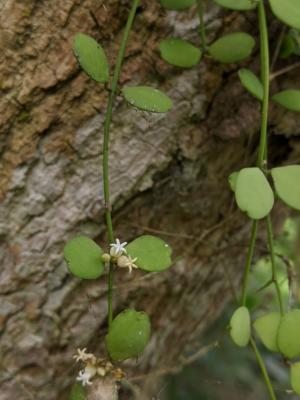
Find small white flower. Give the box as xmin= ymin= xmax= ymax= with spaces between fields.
xmin=117 ymin=255 xmax=138 ymax=274
xmin=76 ymin=365 xmax=97 ymax=386
xmin=73 ymin=348 xmax=96 ymax=364
xmin=109 ymin=238 xmax=127 ymax=257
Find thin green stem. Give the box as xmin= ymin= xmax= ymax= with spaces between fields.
xmin=257 ymin=1 xmax=270 ymax=168
xmin=250 ymin=338 xmax=277 ymax=400
xmin=196 ymin=0 xmax=206 ymax=51
xmin=241 ymin=220 xmax=258 ymax=307
xmin=103 ymin=0 xmax=140 ymax=329
xmin=266 ymin=215 xmax=284 ymax=315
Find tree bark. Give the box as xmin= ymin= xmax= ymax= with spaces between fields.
xmin=0 ymin=1 xmax=299 ymax=399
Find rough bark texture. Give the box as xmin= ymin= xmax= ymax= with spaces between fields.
xmin=0 ymin=1 xmax=300 ymax=399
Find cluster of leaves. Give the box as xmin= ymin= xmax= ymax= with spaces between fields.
xmin=64 ymin=16 xmax=177 ymax=366
xmin=63 ymin=0 xmax=300 ymax=396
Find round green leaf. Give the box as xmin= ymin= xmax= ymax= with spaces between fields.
xmin=235 ymin=168 xmax=274 ymax=220
xmin=269 ymin=0 xmax=300 ymax=30
xmin=230 ymin=306 xmax=251 ymax=347
xmin=272 ymin=90 xmax=300 ymax=112
xmin=291 ymin=362 xmax=300 ymax=395
xmin=159 ymin=38 xmax=202 ymax=68
xmin=73 ymin=33 xmax=109 ymax=83
xmin=126 ymin=235 xmax=172 ymax=272
xmin=105 ymin=309 xmax=151 ymax=361
xmin=228 ymin=171 xmax=239 ymax=192
xmin=122 ymin=86 xmax=173 ymax=113
xmin=159 ymin=0 xmax=195 ymax=10
xmin=277 ymin=309 xmax=300 ymax=359
xmin=253 ymin=312 xmax=281 ymax=352
xmin=238 ymin=69 xmax=263 ymax=101
xmin=208 ymin=33 xmax=255 ymax=64
xmin=212 ymin=0 xmax=257 ymax=11
xmin=63 ymin=236 xmax=104 ymax=279
xmin=271 ymin=166 xmax=300 ymax=211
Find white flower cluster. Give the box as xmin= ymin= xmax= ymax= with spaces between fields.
xmin=102 ymin=238 xmax=138 ymax=274
xmin=73 ymin=348 xmax=113 ymax=387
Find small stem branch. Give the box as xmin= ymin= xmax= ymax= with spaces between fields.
xmin=266 ymin=215 xmax=284 ymax=315
xmin=270 ymin=62 xmax=300 ymax=80
xmin=270 ymin=26 xmax=286 ymax=72
xmin=250 ymin=338 xmax=277 ymax=400
xmin=257 ymin=1 xmax=270 ymax=168
xmin=103 ymin=0 xmax=140 ymax=329
xmin=196 ymin=0 xmax=206 ymax=51
xmin=241 ymin=220 xmax=258 ymax=306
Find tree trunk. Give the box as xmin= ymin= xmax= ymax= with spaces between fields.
xmin=0 ymin=1 xmax=299 ymax=399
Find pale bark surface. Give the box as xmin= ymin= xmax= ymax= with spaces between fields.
xmin=0 ymin=1 xmax=299 ymax=399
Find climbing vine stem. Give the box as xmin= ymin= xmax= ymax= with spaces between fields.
xmin=250 ymin=338 xmax=277 ymax=400
xmin=103 ymin=0 xmax=140 ymax=329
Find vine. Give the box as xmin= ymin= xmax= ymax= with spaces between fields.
xmin=62 ymin=0 xmax=300 ymax=397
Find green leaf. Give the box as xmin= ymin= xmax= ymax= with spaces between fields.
xmin=235 ymin=168 xmax=274 ymax=220
xmin=238 ymin=69 xmax=263 ymax=101
xmin=105 ymin=309 xmax=151 ymax=361
xmin=272 ymin=90 xmax=300 ymax=112
xmin=159 ymin=38 xmax=202 ymax=68
xmin=73 ymin=33 xmax=109 ymax=83
xmin=70 ymin=383 xmax=86 ymax=400
xmin=279 ymin=34 xmax=296 ymax=58
xmin=229 ymin=307 xmax=251 ymax=347
xmin=208 ymin=33 xmax=255 ymax=64
xmin=64 ymin=236 xmax=104 ymax=279
xmin=277 ymin=309 xmax=300 ymax=359
xmin=126 ymin=235 xmax=172 ymax=272
xmin=271 ymin=166 xmax=300 ymax=211
xmin=122 ymin=86 xmax=173 ymax=113
xmin=212 ymin=0 xmax=257 ymax=11
xmin=159 ymin=0 xmax=196 ymax=10
xmin=291 ymin=362 xmax=300 ymax=395
xmin=228 ymin=171 xmax=239 ymax=192
xmin=253 ymin=312 xmax=281 ymax=352
xmin=269 ymin=0 xmax=300 ymax=30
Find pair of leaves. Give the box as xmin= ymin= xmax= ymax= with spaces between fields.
xmin=230 ymin=166 xmax=300 ymax=220
xmin=208 ymin=33 xmax=255 ymax=64
xmin=73 ymin=34 xmax=173 ymax=113
xmin=105 ymin=309 xmax=151 ymax=361
xmin=64 ymin=235 xmax=172 ymax=279
xmin=213 ymin=0 xmax=257 ymax=11
xmin=238 ymin=69 xmax=300 ymax=113
xmin=254 ymin=310 xmax=300 ymax=359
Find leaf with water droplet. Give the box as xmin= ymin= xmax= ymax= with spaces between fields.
xmin=122 ymin=86 xmax=173 ymax=113
xmin=159 ymin=38 xmax=201 ymax=68
xmin=64 ymin=236 xmax=104 ymax=279
xmin=235 ymin=168 xmax=274 ymax=219
xmin=209 ymin=32 xmax=255 ymax=64
xmin=271 ymin=166 xmax=300 ymax=211
xmin=73 ymin=33 xmax=109 ymax=83
xmin=126 ymin=235 xmax=172 ymax=272
xmin=238 ymin=69 xmax=263 ymax=101
xmin=230 ymin=306 xmax=251 ymax=347
xmin=105 ymin=309 xmax=151 ymax=361
xmin=253 ymin=312 xmax=281 ymax=352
